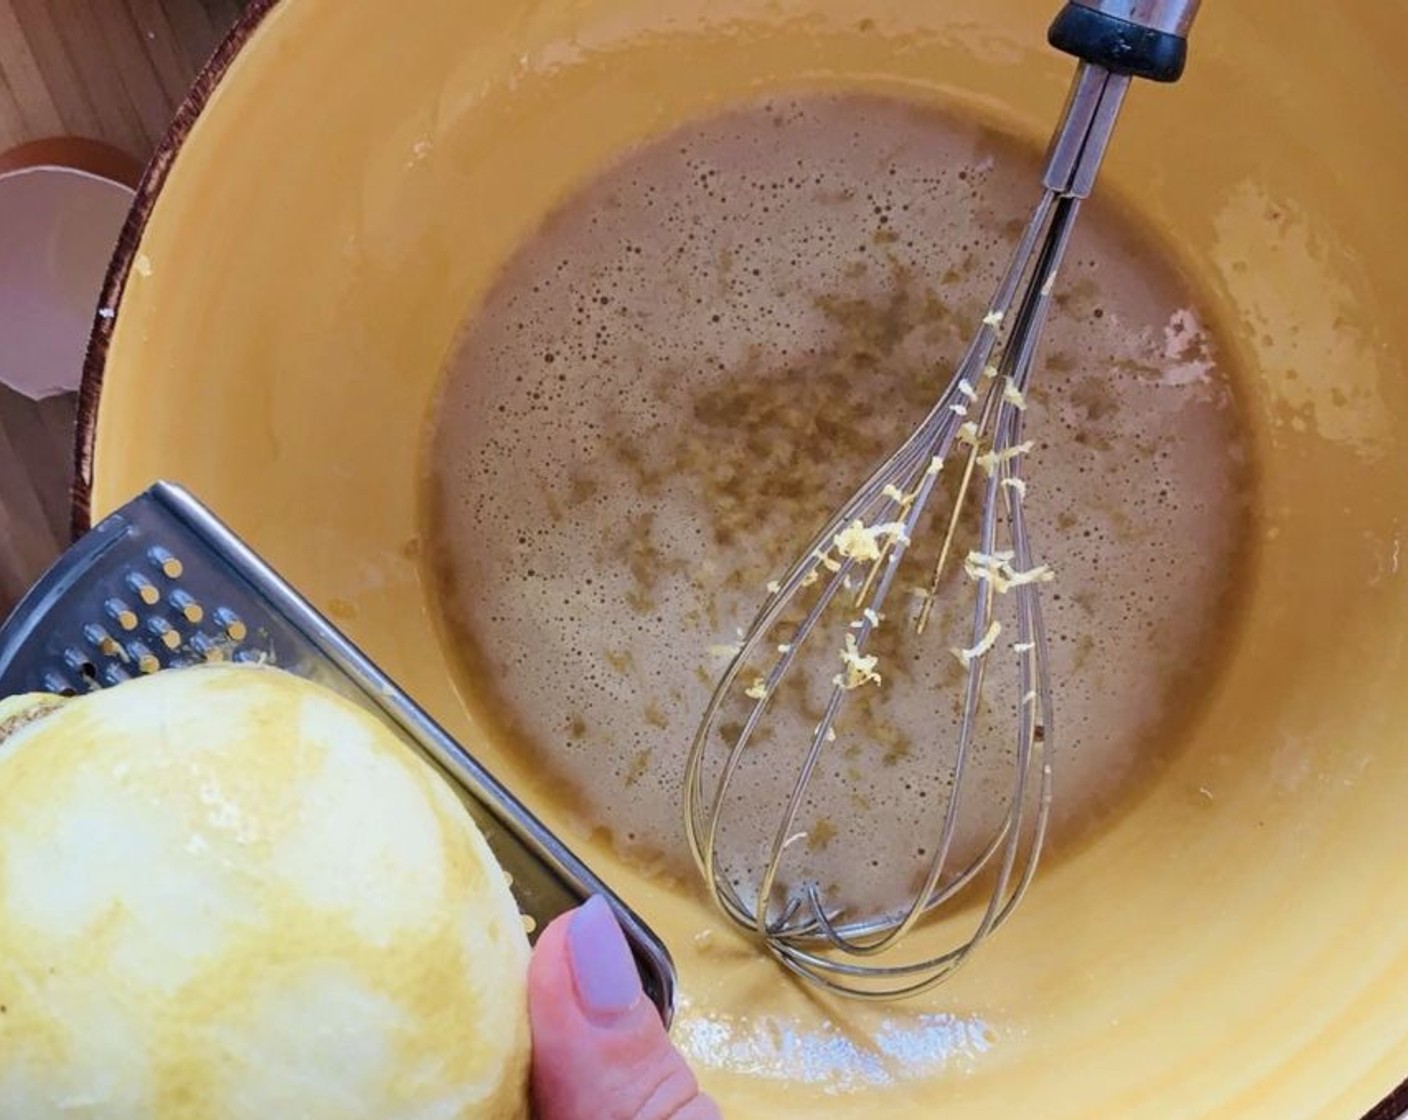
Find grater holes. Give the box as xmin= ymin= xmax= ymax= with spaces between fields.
xmin=83 ymin=623 xmax=122 ymax=659
xmin=170 ymin=590 xmax=204 ymax=624
xmin=104 ymin=598 xmax=139 ymax=632
xmin=59 ymin=649 xmax=103 ymax=693
xmin=147 ymin=617 xmax=182 ymax=651
xmin=147 ymin=546 xmax=183 ymax=580
xmin=42 ymin=672 xmax=78 ymax=698
xmin=190 ymin=633 xmax=226 ymax=663
xmin=214 ymin=608 xmax=247 ymax=643
xmin=126 ymin=642 xmax=161 ymax=676
xmin=103 ymin=664 xmax=132 ymax=686
xmin=125 ymin=572 xmax=161 ymax=606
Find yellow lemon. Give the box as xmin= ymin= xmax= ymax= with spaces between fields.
xmin=0 ymin=664 xmax=529 ymax=1119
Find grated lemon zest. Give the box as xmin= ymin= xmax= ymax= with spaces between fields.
xmin=834 ymin=521 xmax=880 ymax=563
xmin=834 ymin=520 xmax=912 ymax=564
xmin=1004 ymin=564 xmax=1054 ymax=589
xmin=964 ymin=551 xmax=1054 ymax=593
xmin=953 ymin=620 xmax=1003 ymax=668
xmin=835 ymin=633 xmax=882 ymax=690
xmin=977 ymin=441 xmax=1035 ymax=476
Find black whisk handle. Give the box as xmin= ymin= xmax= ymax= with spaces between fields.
xmin=1048 ymin=0 xmax=1202 ymax=82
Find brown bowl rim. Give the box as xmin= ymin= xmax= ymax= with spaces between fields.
xmin=70 ymin=0 xmax=280 ymax=538
xmin=63 ymin=5 xmax=1408 ymax=1115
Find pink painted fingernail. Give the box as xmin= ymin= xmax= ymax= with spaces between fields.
xmin=567 ymin=895 xmax=643 ymax=1020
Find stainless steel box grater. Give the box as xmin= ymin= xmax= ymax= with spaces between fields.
xmin=0 ymin=481 xmax=675 ymax=1023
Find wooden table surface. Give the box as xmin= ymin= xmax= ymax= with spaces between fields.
xmin=0 ymin=0 xmax=245 ymax=616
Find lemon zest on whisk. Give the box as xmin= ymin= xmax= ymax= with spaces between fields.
xmin=882 ymin=483 xmax=917 ymax=508
xmin=782 ymin=830 xmax=809 ymax=852
xmin=834 ymin=522 xmax=882 ymax=563
xmin=744 ymin=677 xmax=770 ymax=700
xmin=977 ymin=440 xmax=1035 ymax=476
xmin=1001 ymin=476 xmax=1028 ymax=498
xmin=833 ymin=520 xmax=912 ymax=564
xmin=956 ymin=422 xmax=980 ymax=445
xmin=926 ymin=456 xmax=945 ymax=476
xmin=707 ymin=642 xmax=742 ymax=660
xmin=957 ymin=379 xmax=978 ymax=401
xmin=983 ymin=309 xmax=1005 ymax=328
xmin=1004 ymin=565 xmax=1054 ymax=588
xmin=835 ymin=633 xmax=882 ymax=690
xmin=981 ymin=363 xmax=1000 ymax=380
xmin=812 ymin=548 xmax=843 ymax=573
xmin=1003 ymin=379 xmax=1028 ymax=411
xmin=953 ymin=619 xmax=1003 ymax=668
xmin=1013 ymin=640 xmax=1036 ymax=654
xmin=964 ymin=550 xmax=1054 ymax=594
xmin=963 ymin=549 xmax=1015 ymax=579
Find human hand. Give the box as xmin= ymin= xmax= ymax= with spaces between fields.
xmin=528 ymin=896 xmax=721 ymax=1120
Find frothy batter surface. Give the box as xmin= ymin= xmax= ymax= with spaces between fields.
xmin=424 ymin=94 xmax=1253 ymax=911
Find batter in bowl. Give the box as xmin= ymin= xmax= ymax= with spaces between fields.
xmin=423 ymin=92 xmax=1255 ymax=915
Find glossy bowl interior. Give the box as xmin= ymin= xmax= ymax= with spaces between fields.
xmin=81 ymin=2 xmax=1408 ymax=1116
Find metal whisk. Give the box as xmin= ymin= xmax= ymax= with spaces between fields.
xmin=685 ymin=0 xmax=1203 ymax=999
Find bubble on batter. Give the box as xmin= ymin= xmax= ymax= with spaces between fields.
xmin=424 ymin=94 xmax=1255 ymax=915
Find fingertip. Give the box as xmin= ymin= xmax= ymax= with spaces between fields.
xmin=527 ymin=900 xmax=719 ymax=1120
xmin=564 ymin=894 xmax=647 ymax=1020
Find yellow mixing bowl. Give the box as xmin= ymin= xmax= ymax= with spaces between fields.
xmin=77 ymin=1 xmax=1408 ymax=1116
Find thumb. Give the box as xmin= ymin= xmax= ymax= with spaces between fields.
xmin=528 ymin=896 xmax=720 ymax=1120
